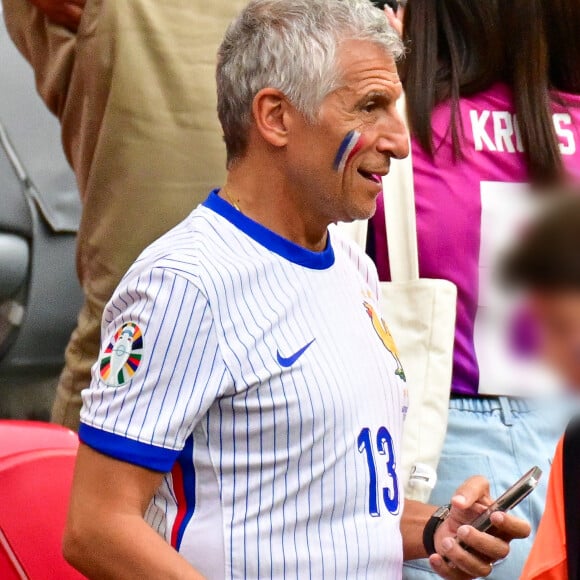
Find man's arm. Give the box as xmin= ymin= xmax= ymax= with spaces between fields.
xmin=401 ymin=499 xmax=438 ymax=561
xmin=63 ymin=444 xmax=205 ymax=580
xmin=402 ymin=476 xmax=531 ymax=579
xmin=2 ymin=0 xmax=80 ymax=118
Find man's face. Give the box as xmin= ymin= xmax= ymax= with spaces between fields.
xmin=531 ymin=291 xmax=580 ymax=389
xmin=284 ymin=39 xmax=409 ymax=223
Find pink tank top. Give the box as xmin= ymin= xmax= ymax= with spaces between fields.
xmin=371 ymin=83 xmax=580 ymax=396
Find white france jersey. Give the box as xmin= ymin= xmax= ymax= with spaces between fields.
xmin=80 ymin=191 xmax=408 ymax=579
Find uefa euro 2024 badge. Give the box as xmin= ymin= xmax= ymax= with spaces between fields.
xmin=99 ymin=322 xmax=144 ymax=387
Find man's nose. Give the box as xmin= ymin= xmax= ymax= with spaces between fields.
xmin=376 ymin=112 xmax=410 ymax=160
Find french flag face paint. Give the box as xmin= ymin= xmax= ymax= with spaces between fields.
xmin=333 ymin=130 xmax=364 ymax=172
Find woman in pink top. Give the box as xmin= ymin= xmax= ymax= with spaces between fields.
xmin=372 ymin=1 xmax=580 ymax=578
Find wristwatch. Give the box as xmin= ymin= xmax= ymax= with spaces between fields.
xmin=423 ymin=504 xmax=451 ymax=556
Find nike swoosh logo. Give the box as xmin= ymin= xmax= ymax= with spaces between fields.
xmin=277 ymin=339 xmax=316 ymax=368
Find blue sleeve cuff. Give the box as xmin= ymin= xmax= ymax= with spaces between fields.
xmin=79 ymin=423 xmax=180 ymax=472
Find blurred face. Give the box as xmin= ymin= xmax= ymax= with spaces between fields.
xmin=284 ymin=39 xmax=409 ymax=223
xmin=530 ymin=291 xmax=580 ymax=390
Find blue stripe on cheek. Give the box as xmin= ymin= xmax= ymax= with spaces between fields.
xmin=333 ymin=130 xmax=357 ymax=171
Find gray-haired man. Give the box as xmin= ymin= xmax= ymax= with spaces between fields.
xmin=63 ymin=1 xmax=530 ymax=578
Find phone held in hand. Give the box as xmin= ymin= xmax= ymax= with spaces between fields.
xmin=470 ymin=466 xmax=543 ymax=533
xmin=369 ymin=0 xmax=399 ymax=11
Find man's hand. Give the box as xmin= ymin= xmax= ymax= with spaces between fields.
xmin=384 ymin=3 xmax=404 ymax=37
xmin=29 ymin=0 xmax=85 ymax=32
xmin=430 ymin=476 xmax=531 ymax=579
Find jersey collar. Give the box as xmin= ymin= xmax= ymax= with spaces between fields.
xmin=203 ymin=190 xmax=335 ymax=270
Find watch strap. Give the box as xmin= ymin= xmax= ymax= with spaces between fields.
xmin=423 ymin=504 xmax=451 ymax=556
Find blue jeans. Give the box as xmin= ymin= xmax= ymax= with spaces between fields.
xmin=403 ymin=396 xmax=573 ymax=580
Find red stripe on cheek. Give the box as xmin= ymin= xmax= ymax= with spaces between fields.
xmin=346 ymin=135 xmax=365 ymax=165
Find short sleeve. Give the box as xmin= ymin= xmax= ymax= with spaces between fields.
xmin=79 ymin=267 xmax=227 ymax=472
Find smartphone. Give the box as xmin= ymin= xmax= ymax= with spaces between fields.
xmin=469 ymin=466 xmax=543 ymax=533
xmin=369 ymin=0 xmax=399 ymax=10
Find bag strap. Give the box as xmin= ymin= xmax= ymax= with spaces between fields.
xmin=383 ymin=94 xmax=420 ymax=282
xmin=563 ymin=417 xmax=580 ymax=580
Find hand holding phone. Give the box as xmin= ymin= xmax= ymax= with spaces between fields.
xmin=369 ymin=0 xmax=399 ymax=11
xmin=468 ymin=466 xmax=542 ymax=534
xmin=427 ymin=470 xmax=535 ymax=577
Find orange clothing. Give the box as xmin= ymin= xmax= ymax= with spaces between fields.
xmin=521 ymin=437 xmax=568 ymax=580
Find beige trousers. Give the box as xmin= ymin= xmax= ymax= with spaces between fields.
xmin=3 ymin=0 xmax=246 ymax=430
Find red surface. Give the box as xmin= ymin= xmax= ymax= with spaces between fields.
xmin=0 ymin=420 xmax=78 ymax=457
xmin=0 ymin=421 xmax=84 ymax=579
xmin=0 ymin=538 xmax=23 ymax=580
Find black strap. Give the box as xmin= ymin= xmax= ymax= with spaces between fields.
xmin=423 ymin=505 xmax=451 ymax=556
xmin=563 ymin=417 xmax=580 ymax=580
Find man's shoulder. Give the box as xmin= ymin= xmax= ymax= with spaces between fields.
xmin=125 ymin=204 xmax=235 ymax=285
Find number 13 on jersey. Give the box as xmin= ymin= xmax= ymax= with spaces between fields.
xmin=358 ymin=426 xmax=400 ymax=516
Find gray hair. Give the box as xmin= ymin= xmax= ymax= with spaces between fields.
xmin=216 ymin=0 xmax=404 ymax=165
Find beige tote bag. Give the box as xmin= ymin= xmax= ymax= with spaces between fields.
xmin=340 ymin=100 xmax=457 ymax=502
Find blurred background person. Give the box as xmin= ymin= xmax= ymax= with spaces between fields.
xmin=370 ymin=1 xmax=580 ymax=578
xmin=2 ymin=0 xmax=246 ymax=430
xmin=502 ymin=193 xmax=580 ymax=580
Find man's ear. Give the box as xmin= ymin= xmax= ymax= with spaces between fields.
xmin=252 ymin=88 xmax=291 ymax=149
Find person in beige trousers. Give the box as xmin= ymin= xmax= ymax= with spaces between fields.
xmin=2 ymin=0 xmax=246 ymax=430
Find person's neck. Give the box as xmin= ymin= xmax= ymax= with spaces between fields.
xmin=223 ymin=160 xmax=329 ymax=252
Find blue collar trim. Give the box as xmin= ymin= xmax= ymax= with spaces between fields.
xmin=202 ymin=190 xmax=335 ymax=270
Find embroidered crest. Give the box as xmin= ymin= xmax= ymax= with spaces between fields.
xmin=363 ymin=301 xmax=406 ymax=382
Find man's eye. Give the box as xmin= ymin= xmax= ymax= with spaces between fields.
xmin=362 ymin=101 xmax=377 ymax=113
